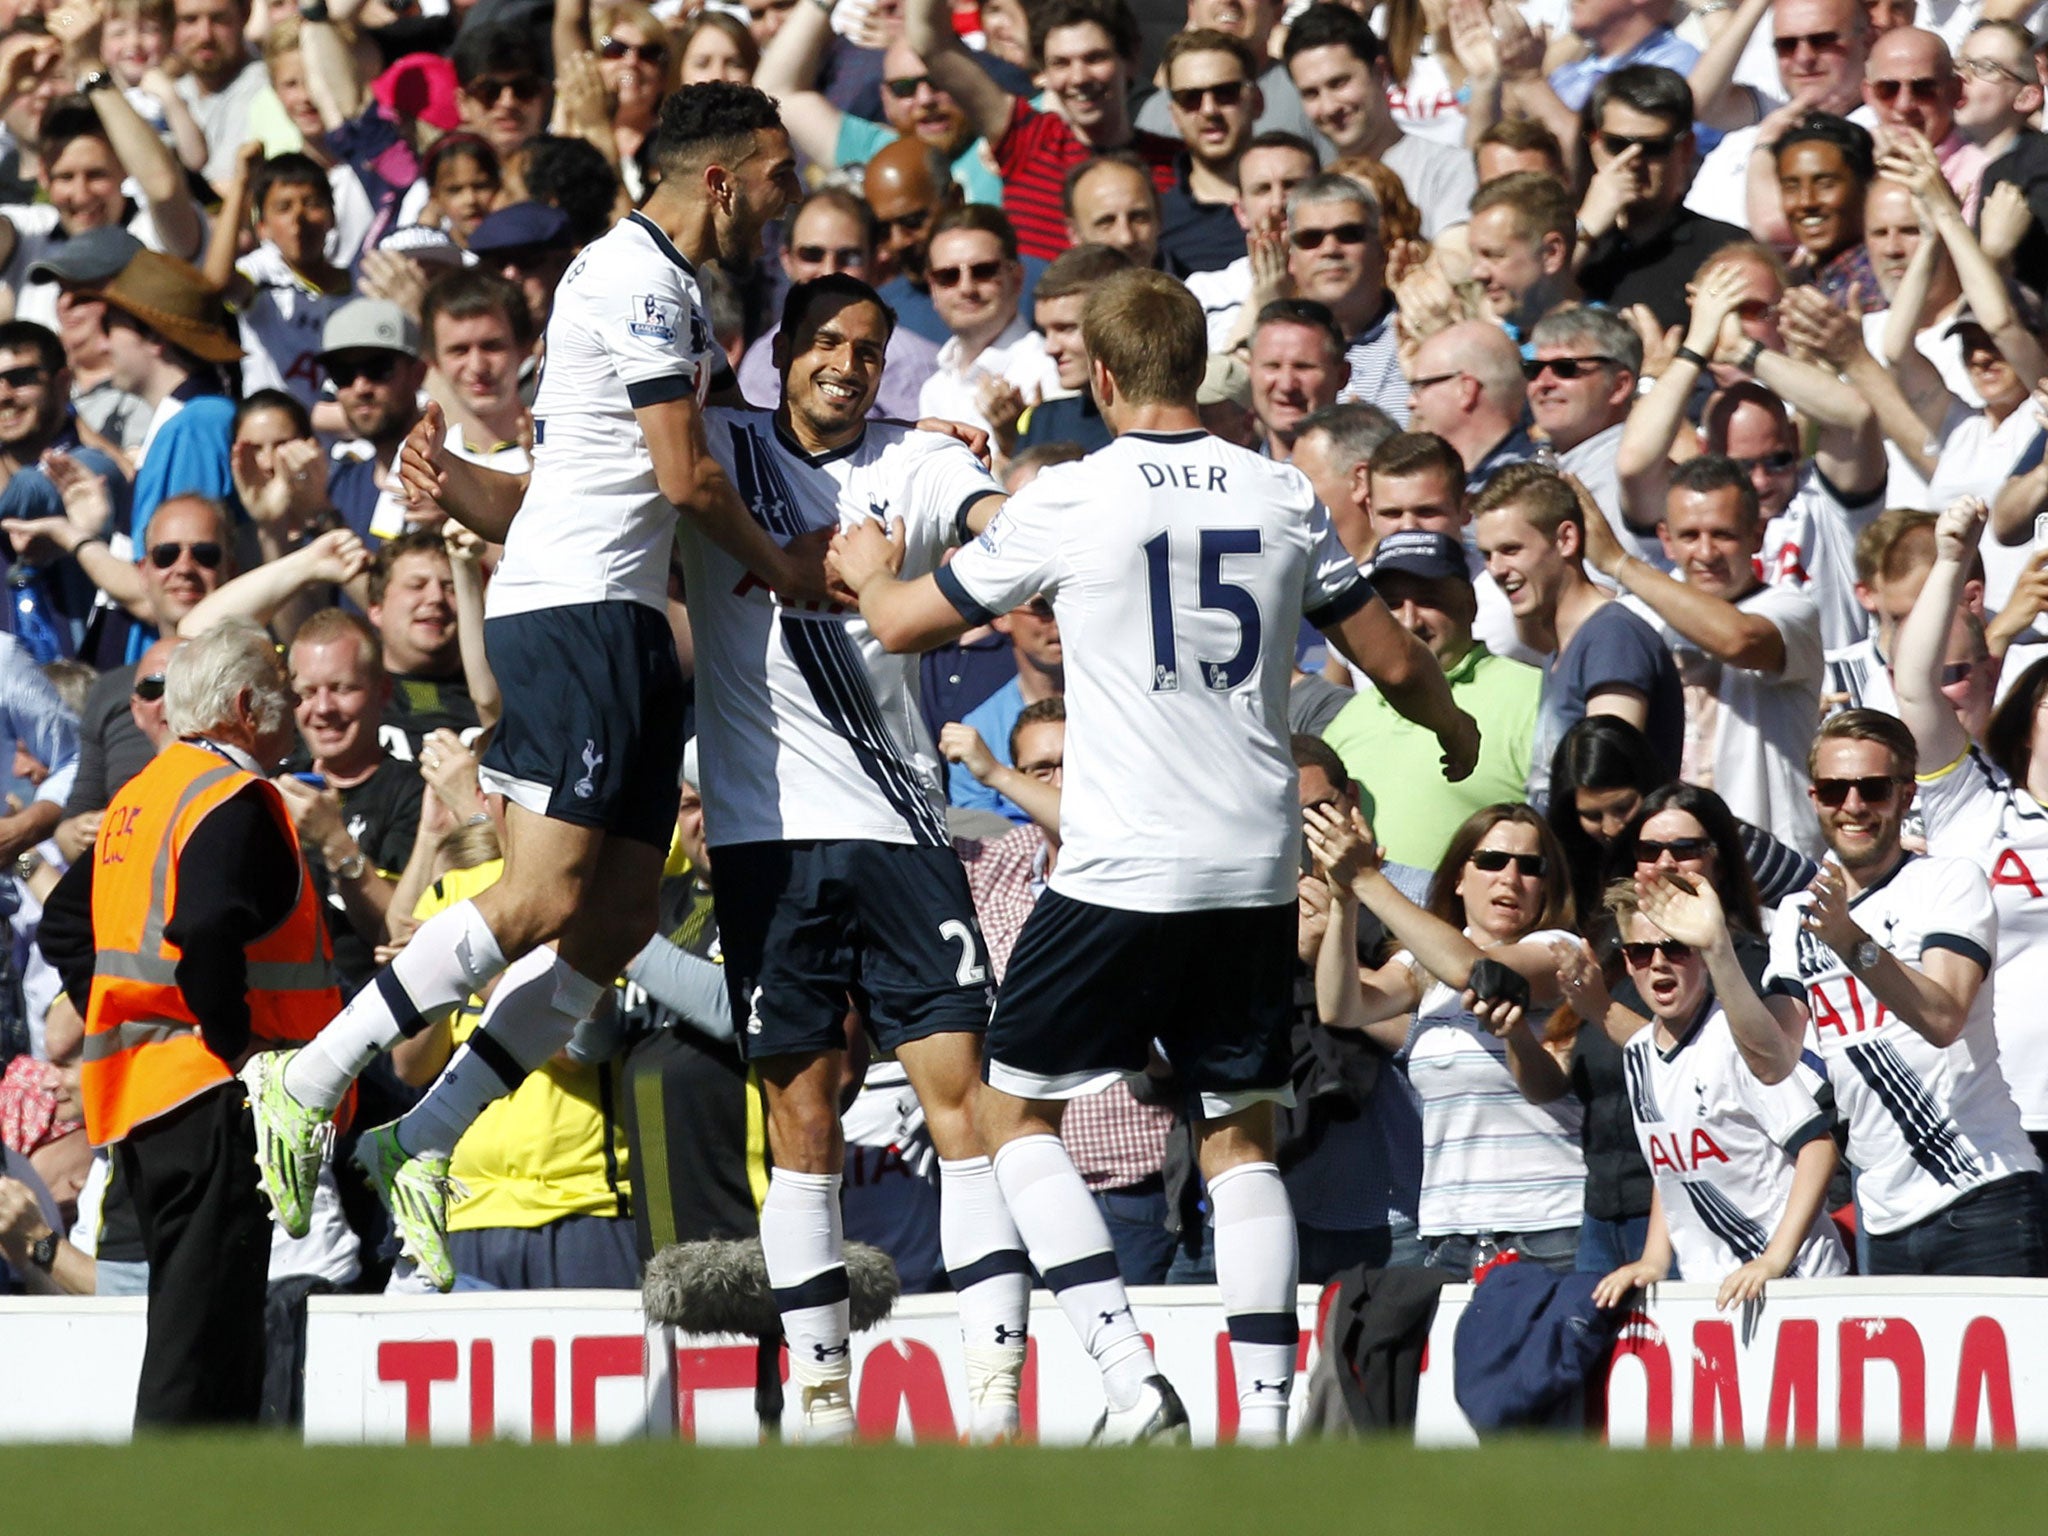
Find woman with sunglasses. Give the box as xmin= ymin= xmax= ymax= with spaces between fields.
xmin=1897 ymin=497 xmax=2048 ymax=1166
xmin=587 ymin=2 xmax=681 ymax=200
xmin=1586 ymin=876 xmax=1848 ymax=1311
xmin=1306 ymin=801 xmax=1584 ymax=1276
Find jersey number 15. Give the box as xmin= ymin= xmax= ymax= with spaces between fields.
xmin=1141 ymin=528 xmax=1264 ymax=693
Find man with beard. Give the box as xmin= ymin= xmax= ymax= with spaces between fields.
xmin=321 ymin=300 xmax=428 ymax=546
xmin=169 ymin=0 xmax=272 ymax=191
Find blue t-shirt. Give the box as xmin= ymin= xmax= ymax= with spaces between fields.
xmin=834 ymin=115 xmax=1003 ymax=207
xmin=949 ymin=676 xmax=1029 ymax=823
xmin=1529 ymin=599 xmax=1684 ymax=803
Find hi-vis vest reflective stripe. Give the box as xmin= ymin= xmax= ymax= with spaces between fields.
xmin=81 ymin=739 xmax=342 ymax=1146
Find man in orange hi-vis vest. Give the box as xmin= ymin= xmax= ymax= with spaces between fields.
xmin=39 ymin=619 xmax=341 ymax=1427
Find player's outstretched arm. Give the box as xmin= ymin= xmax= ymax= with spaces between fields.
xmin=1892 ymin=497 xmax=1980 ymax=778
xmin=400 ymin=402 xmax=526 ymax=544
xmin=1322 ymin=595 xmax=1480 ymax=781
xmin=830 ymin=518 xmax=973 ymax=652
xmin=640 ymin=395 xmax=828 ymax=602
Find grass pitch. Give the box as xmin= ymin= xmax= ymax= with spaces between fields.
xmin=18 ymin=1438 xmax=2048 ymax=1536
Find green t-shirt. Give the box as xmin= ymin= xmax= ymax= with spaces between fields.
xmin=1322 ymin=643 xmax=1542 ymax=872
xmin=834 ymin=115 xmax=1002 ymax=207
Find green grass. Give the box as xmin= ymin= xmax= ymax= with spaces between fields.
xmin=19 ymin=1439 xmax=2048 ymax=1536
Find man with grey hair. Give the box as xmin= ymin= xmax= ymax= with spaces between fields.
xmin=1283 ymin=173 xmax=1407 ymax=422
xmin=40 ymin=615 xmax=339 ymax=1425
xmin=1526 ymin=304 xmax=1657 ymax=571
xmin=1288 ymin=402 xmax=1398 ymax=560
xmin=1403 ymin=321 xmax=1534 ymax=494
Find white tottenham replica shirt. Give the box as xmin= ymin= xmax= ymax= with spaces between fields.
xmin=1621 ymin=1004 xmax=1848 ymax=1282
xmin=687 ymin=411 xmax=1002 ymax=848
xmin=937 ymin=428 xmax=1373 ymax=913
xmin=491 ymin=212 xmax=716 ymax=620
xmin=1765 ymin=854 xmax=2039 ymax=1235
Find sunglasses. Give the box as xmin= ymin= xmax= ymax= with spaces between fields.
xmin=884 ymin=74 xmax=933 ymax=98
xmin=1023 ymin=596 xmax=1055 ymax=620
xmin=599 ymin=35 xmax=667 ymax=64
xmin=1635 ymin=836 xmax=1712 ymax=862
xmin=1939 ymin=660 xmax=1978 ymax=686
xmin=795 ymin=244 xmax=867 ymax=268
xmin=1522 ymin=355 xmax=1617 ymax=381
xmin=132 ymin=672 xmax=166 ymax=702
xmin=147 ymin=540 xmax=223 ymax=570
xmin=464 ymin=74 xmax=545 ymax=105
xmin=0 ymin=364 xmax=47 ymax=390
xmin=1169 ymin=80 xmax=1248 ymax=112
xmin=1958 ymin=56 xmax=2032 ymax=86
xmin=929 ymin=259 xmax=1005 ymax=287
xmin=1621 ymin=939 xmax=1694 ymax=966
xmin=1869 ymin=76 xmax=1944 ymax=103
xmin=1772 ymin=30 xmax=1843 ymax=55
xmin=879 ymin=208 xmax=934 ymax=236
xmin=1813 ymin=774 xmax=1905 ymax=807
xmin=1018 ymin=756 xmax=1063 ymax=778
xmin=327 ymin=354 xmax=400 ymax=387
xmin=1409 ymin=370 xmax=1465 ymax=391
xmin=1289 ymin=221 xmax=1369 ymax=250
xmin=1470 ymin=848 xmax=1546 ymax=876
xmin=1598 ymin=130 xmax=1681 ymax=158
xmin=1734 ymin=450 xmax=1799 ymax=476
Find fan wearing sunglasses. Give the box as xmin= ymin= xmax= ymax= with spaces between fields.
xmin=1155 ymin=30 xmax=1263 ymax=278
xmin=1585 ymin=877 xmax=1848 ymax=1313
xmin=1758 ymin=709 xmax=2047 ymax=1278
xmin=1897 ymin=498 xmax=2048 ymax=1174
xmin=914 ymin=206 xmax=1061 ymax=439
xmin=451 ymin=22 xmax=552 ymax=159
xmin=1860 ymin=28 xmax=1964 ymax=194
xmin=1306 ymin=800 xmax=1587 ymax=1279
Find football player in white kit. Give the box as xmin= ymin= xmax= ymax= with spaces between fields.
xmin=830 ymin=268 xmax=1481 ymax=1443
xmin=687 ymin=272 xmax=1030 ymax=1441
xmin=244 ymin=85 xmax=816 ymax=1289
xmin=1895 ymin=498 xmax=2048 ymax=1174
xmin=1752 ymin=709 xmax=2046 ymax=1276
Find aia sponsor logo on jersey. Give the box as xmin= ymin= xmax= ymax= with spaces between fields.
xmin=1646 ymin=1128 xmax=1732 ymax=1174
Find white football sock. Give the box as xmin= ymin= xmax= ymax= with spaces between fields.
xmin=992 ymin=1134 xmax=1154 ymax=1412
xmin=285 ymin=900 xmax=507 ymax=1110
xmin=940 ymin=1155 xmax=1030 ymax=1439
xmin=760 ymin=1169 xmax=851 ymax=1396
xmin=393 ymin=949 xmax=604 ymax=1158
xmin=1210 ymin=1160 xmax=1299 ymax=1444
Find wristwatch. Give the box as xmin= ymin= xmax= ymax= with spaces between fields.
xmin=76 ymin=69 xmax=115 ymax=96
xmin=1849 ymin=937 xmax=1882 ymax=974
xmin=14 ymin=850 xmax=40 ymax=882
xmin=331 ymin=849 xmax=368 ymax=881
xmin=29 ymin=1231 xmax=57 ymax=1273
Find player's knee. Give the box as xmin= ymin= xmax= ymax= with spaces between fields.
xmin=764 ymin=1072 xmax=845 ymax=1173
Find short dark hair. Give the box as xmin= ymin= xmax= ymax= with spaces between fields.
xmin=1470 ymin=170 xmax=1576 ymax=245
xmin=369 ymin=530 xmax=452 ymax=607
xmin=523 ymin=136 xmax=620 ymax=246
xmin=422 ymin=267 xmax=536 ymax=353
xmin=233 ymin=388 xmax=313 ymax=441
xmin=1241 ymin=129 xmax=1320 ymax=169
xmin=780 ymin=272 xmax=897 ymax=345
xmin=1291 ymin=733 xmax=1350 ymax=789
xmin=0 ymin=319 xmax=65 ymax=375
xmin=1282 ymin=4 xmax=1386 ymax=71
xmin=1589 ymin=63 xmax=1694 ymax=135
xmin=929 ymin=202 xmax=1020 ymax=262
xmin=1029 ymin=0 xmax=1141 ymax=68
xmin=1477 ymin=117 xmax=1565 ymax=174
xmin=1253 ymin=298 xmax=1345 ymax=360
xmin=1666 ymin=453 xmax=1761 ymax=527
xmin=1010 ymin=696 xmax=1067 ymax=759
xmin=785 ymin=187 xmax=876 ymax=253
xmin=251 ymin=151 xmax=333 ymax=219
xmin=1005 ymin=442 xmax=1087 ymax=485
xmin=1061 ymin=150 xmax=1158 ymax=223
xmin=36 ymin=98 xmax=108 ymax=167
xmin=1369 ymin=430 xmax=1465 ymax=493
xmin=1036 ymin=242 xmax=1132 ymax=302
xmin=424 ymin=131 xmax=500 ymax=190
xmin=1160 ymin=28 xmax=1259 ymax=85
xmin=650 ymin=82 xmax=785 ymax=186
xmin=1771 ymin=111 xmax=1876 ymax=183
xmin=451 ymin=22 xmax=547 ymax=87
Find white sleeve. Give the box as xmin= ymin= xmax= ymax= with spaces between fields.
xmin=1749 ymin=585 xmax=1824 ymax=690
xmin=596 ymin=258 xmax=715 ymax=407
xmin=1920 ymin=857 xmax=1996 ymax=975
xmin=907 ymin=435 xmax=1004 ymax=549
xmin=1915 ymin=745 xmax=2001 ymax=849
xmin=1762 ymin=897 xmax=1810 ymax=1005
xmin=935 ymin=474 xmax=1067 ymax=621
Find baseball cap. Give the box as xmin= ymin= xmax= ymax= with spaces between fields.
xmin=320 ymin=299 xmax=423 ymax=362
xmin=1197 ymin=351 xmax=1252 ymax=410
xmin=376 ymin=225 xmax=467 ymax=269
xmin=1366 ymin=530 xmax=1470 ymax=585
xmin=468 ymin=203 xmax=576 ymax=257
xmin=26 ymin=225 xmax=144 ymax=287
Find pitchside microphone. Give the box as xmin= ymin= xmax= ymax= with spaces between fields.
xmin=642 ymin=1237 xmax=902 ymax=1335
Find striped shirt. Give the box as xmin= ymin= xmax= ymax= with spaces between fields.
xmin=992 ymin=99 xmax=1181 ymax=262
xmin=1340 ymin=301 xmax=1410 ymax=426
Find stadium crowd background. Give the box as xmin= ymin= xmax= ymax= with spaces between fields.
xmin=4 ymin=0 xmax=2048 ymax=1428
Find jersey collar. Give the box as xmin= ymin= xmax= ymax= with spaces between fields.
xmin=1656 ymin=994 xmax=1715 ymax=1063
xmin=1846 ymin=850 xmax=1915 ymax=910
xmin=773 ymin=414 xmax=867 ymax=466
xmin=1121 ymin=429 xmax=1206 ymax=443
xmin=626 ymin=211 xmax=696 ymax=275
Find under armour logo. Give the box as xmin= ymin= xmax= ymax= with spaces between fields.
xmin=813 ymin=1341 xmax=850 ymax=1362
xmin=994 ymin=1324 xmax=1027 ymax=1344
xmin=1250 ymin=1378 xmax=1289 ymax=1396
xmin=574 ymin=740 xmax=604 ymax=799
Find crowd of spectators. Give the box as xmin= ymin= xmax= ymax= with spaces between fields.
xmin=5 ymin=0 xmax=2048 ymax=1423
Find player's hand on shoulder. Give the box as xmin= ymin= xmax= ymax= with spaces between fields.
xmin=913 ymin=416 xmax=992 ymax=467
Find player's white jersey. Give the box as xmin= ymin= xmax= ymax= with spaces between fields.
xmin=686 ymin=409 xmax=1002 ymax=848
xmin=1765 ymin=853 xmax=2040 ymax=1235
xmin=939 ymin=428 xmax=1372 ymax=912
xmin=1621 ymin=1005 xmax=1848 ymax=1283
xmin=491 ymin=212 xmax=716 ymax=620
xmin=1917 ymin=746 xmax=2048 ymax=1130
xmin=233 ymin=243 xmax=344 ymax=413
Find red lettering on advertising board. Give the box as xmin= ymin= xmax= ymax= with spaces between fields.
xmin=1691 ymin=1320 xmax=1742 ymax=1445
xmin=470 ymin=1341 xmax=494 ymax=1441
xmin=1839 ymin=1318 xmax=1925 ymax=1447
xmin=856 ymin=1340 xmax=957 ymax=1441
xmin=1951 ymin=1316 xmax=2017 ymax=1449
xmin=532 ymin=1338 xmax=557 ymax=1442
xmin=571 ymin=1336 xmax=644 ymax=1441
xmin=1606 ymin=1315 xmax=1672 ymax=1446
xmin=1213 ymin=1329 xmax=1312 ymax=1442
xmin=1017 ymin=1338 xmax=1039 ymax=1441
xmin=377 ymin=1340 xmax=458 ymax=1440
xmin=674 ymin=1344 xmax=772 ymax=1440
xmin=1766 ymin=1318 xmax=1819 ymax=1446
